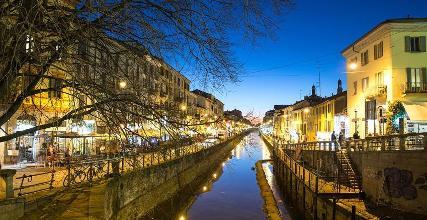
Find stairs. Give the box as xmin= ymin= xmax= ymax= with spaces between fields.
xmin=335 ymin=149 xmax=362 ymax=191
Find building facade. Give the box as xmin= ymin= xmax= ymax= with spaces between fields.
xmin=342 ymin=18 xmax=427 ymax=138
xmin=271 ymin=81 xmax=348 ymax=143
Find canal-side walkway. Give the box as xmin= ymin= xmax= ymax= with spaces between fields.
xmin=12 ymin=132 xmax=250 ymax=220
xmin=8 ymin=137 xmax=228 ymax=199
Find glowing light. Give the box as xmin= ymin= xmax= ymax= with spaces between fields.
xmin=222 ymin=162 xmax=226 ymax=167
xmin=304 ymin=108 xmax=310 ymax=113
xmin=349 ymin=62 xmax=357 ymax=70
xmin=180 ymin=104 xmax=187 ymax=111
xmin=213 ymin=173 xmax=217 ymax=178
xmin=179 ymin=216 xmax=185 ymax=220
xmin=203 ymin=186 xmax=207 ymax=191
xmin=119 ymin=80 xmax=127 ymax=88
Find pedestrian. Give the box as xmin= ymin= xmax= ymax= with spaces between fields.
xmin=338 ymin=131 xmax=344 ymax=145
xmin=331 ymin=131 xmax=336 ymax=142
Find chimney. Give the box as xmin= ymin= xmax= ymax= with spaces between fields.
xmin=337 ymin=79 xmax=343 ymax=94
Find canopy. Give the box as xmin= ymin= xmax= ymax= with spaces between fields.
xmin=404 ymin=103 xmax=427 ymax=121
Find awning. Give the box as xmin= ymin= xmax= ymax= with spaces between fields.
xmin=404 ymin=103 xmax=427 ymax=122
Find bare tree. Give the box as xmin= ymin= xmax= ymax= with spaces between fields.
xmin=0 ymin=0 xmax=291 ymax=146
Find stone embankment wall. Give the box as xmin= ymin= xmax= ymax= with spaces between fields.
xmin=105 ymin=132 xmax=248 ymax=219
xmin=284 ymin=147 xmax=427 ymax=216
xmin=262 ymin=136 xmax=368 ymax=220
xmin=349 ymin=150 xmax=427 ymax=215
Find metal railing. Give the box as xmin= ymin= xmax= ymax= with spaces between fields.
xmin=346 ymin=132 xmax=427 ymax=151
xmin=404 ymin=82 xmax=427 ymax=93
xmin=14 ymin=170 xmax=56 ymax=197
xmin=270 ymin=132 xmax=427 ymax=152
xmin=10 ymin=133 xmax=242 ymax=197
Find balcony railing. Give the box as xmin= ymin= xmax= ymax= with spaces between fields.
xmin=404 ymin=82 xmax=427 ymax=93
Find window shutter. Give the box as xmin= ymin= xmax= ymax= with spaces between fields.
xmin=405 ymin=36 xmax=411 ymax=52
xmin=365 ymin=50 xmax=369 ymax=64
xmin=420 ymin=36 xmax=426 ymax=52
xmin=406 ymin=68 xmax=411 ymax=83
xmin=421 ymin=67 xmax=427 ymax=82
xmin=374 ymin=45 xmax=377 ymax=60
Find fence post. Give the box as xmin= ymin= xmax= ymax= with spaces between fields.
xmin=381 ymin=137 xmax=386 ymax=151
xmin=313 ymin=175 xmax=318 ymax=220
xmin=399 ymin=134 xmax=405 ymax=151
xmin=351 ymin=205 xmax=356 ymax=220
xmin=112 ymin=159 xmax=120 ymax=176
xmin=332 ymin=198 xmax=336 ymax=220
xmin=0 ymin=169 xmax=16 ymax=199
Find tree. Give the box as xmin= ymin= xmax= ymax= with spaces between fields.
xmin=0 ymin=0 xmax=291 ymax=146
xmin=386 ymin=100 xmax=407 ymax=134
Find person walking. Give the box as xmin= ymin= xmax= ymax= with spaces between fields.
xmin=338 ymin=131 xmax=345 ymax=150
xmin=331 ymin=131 xmax=337 ymax=150
xmin=331 ymin=131 xmax=337 ymax=142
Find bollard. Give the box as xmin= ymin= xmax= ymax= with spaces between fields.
xmin=0 ymin=169 xmax=16 ymax=199
xmin=112 ymin=159 xmax=120 ymax=176
xmin=351 ymin=205 xmax=356 ymax=220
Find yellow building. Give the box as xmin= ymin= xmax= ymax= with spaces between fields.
xmin=272 ymin=81 xmax=348 ymax=142
xmin=342 ymin=18 xmax=427 ymax=138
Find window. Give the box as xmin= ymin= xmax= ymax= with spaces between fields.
xmin=361 ymin=50 xmax=369 ymax=66
xmin=49 ymin=78 xmax=62 ymax=98
xmin=376 ymin=72 xmax=384 ymax=88
xmin=353 ymin=81 xmax=357 ymax=95
xmin=405 ymin=36 xmax=426 ymax=52
xmin=25 ymin=34 xmax=34 ymax=53
xmin=365 ymin=100 xmax=376 ymax=120
xmin=374 ymin=41 xmax=383 ymax=60
xmin=362 ymin=77 xmax=369 ymax=92
xmin=406 ymin=67 xmax=427 ymax=92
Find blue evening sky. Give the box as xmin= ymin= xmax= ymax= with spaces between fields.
xmin=206 ymin=0 xmax=427 ymax=118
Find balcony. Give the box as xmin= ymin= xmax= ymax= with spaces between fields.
xmin=404 ymin=82 xmax=427 ymax=93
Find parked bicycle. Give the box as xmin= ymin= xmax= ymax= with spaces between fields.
xmin=63 ymin=165 xmax=86 ymax=187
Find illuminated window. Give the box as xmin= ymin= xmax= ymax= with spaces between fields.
xmin=362 ymin=77 xmax=369 ymax=92
xmin=25 ymin=34 xmax=34 ymax=53
xmin=376 ymin=72 xmax=384 ymax=87
xmin=405 ymin=36 xmax=426 ymax=52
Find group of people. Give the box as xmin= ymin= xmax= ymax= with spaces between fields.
xmin=330 ymin=130 xmax=345 ymax=147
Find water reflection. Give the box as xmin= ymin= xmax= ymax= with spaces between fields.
xmin=185 ymin=132 xmax=268 ymax=220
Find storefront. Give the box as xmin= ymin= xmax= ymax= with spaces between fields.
xmin=6 ymin=114 xmax=38 ymax=165
xmin=404 ymin=103 xmax=427 ymax=133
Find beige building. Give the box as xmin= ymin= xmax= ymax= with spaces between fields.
xmin=342 ymin=18 xmax=427 ymax=138
xmin=191 ymin=89 xmax=224 ymax=121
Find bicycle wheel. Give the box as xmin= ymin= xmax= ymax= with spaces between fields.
xmin=74 ymin=170 xmax=86 ymax=183
xmin=63 ymin=174 xmax=71 ymax=187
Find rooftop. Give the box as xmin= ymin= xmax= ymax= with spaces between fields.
xmin=341 ymin=18 xmax=427 ymax=54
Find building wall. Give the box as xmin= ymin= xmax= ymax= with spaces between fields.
xmin=349 ymin=150 xmax=427 ymax=215
xmin=343 ymin=21 xmax=427 ymax=138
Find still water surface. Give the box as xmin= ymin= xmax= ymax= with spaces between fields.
xmin=185 ymin=132 xmax=293 ymax=220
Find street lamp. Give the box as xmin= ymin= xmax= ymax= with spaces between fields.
xmin=349 ymin=62 xmax=358 ymax=70
xmin=119 ymin=80 xmax=127 ymax=89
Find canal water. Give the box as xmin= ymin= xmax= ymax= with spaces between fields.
xmin=181 ymin=132 xmax=294 ymax=220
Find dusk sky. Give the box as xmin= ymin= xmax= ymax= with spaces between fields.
xmin=204 ymin=0 xmax=427 ymax=119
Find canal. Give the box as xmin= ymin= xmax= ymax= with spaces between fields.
xmin=179 ymin=131 xmax=294 ymax=220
